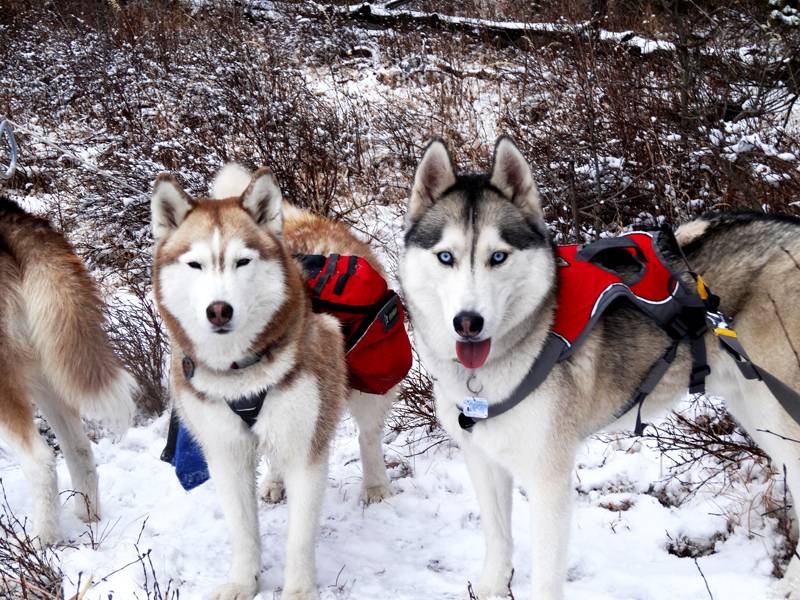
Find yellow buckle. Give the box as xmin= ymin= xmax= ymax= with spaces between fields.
xmin=714 ymin=327 xmax=737 ymax=338
xmin=696 ymin=274 xmax=710 ymax=301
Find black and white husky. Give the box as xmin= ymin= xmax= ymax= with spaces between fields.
xmin=399 ymin=137 xmax=800 ymax=599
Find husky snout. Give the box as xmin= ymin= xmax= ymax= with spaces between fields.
xmin=453 ymin=311 xmax=484 ymax=339
xmin=206 ymin=301 xmax=233 ymax=329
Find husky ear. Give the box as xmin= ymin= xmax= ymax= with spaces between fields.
xmin=490 ymin=137 xmax=544 ymax=225
xmin=408 ymin=139 xmax=457 ymax=223
xmin=242 ymin=168 xmax=283 ymax=234
xmin=151 ymin=174 xmax=195 ymax=241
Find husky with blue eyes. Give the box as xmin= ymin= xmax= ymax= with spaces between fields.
xmin=151 ymin=164 xmax=396 ymax=600
xmin=400 ymin=137 xmax=800 ymax=599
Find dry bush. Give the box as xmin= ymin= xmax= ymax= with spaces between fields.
xmin=0 ymin=482 xmax=62 ymax=600
xmin=2 ymin=0 xmax=800 ymax=433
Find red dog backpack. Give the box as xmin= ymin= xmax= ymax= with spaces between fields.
xmin=299 ymin=254 xmax=413 ymax=395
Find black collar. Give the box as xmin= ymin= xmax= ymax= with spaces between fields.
xmin=181 ymin=354 xmax=269 ymax=428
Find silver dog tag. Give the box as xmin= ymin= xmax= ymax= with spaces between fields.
xmin=462 ymin=396 xmax=489 ymax=419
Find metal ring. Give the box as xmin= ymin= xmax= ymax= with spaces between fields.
xmin=0 ymin=120 xmax=18 ymax=180
xmin=466 ymin=373 xmax=483 ymax=395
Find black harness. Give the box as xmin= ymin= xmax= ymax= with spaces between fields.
xmin=160 ymin=352 xmax=272 ymax=463
xmin=180 ymin=355 xmax=270 ymax=428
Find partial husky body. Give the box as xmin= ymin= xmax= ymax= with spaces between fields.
xmin=399 ymin=138 xmax=800 ymax=599
xmin=151 ymin=165 xmax=394 ymax=600
xmin=0 ymin=199 xmax=135 ymax=544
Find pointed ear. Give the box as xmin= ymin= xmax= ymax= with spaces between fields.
xmin=151 ymin=173 xmax=194 ymax=241
xmin=242 ymin=168 xmax=283 ymax=234
xmin=408 ymin=139 xmax=457 ymax=223
xmin=490 ymin=137 xmax=544 ymax=225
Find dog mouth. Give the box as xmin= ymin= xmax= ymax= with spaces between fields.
xmin=455 ymin=339 xmax=492 ymax=369
xmin=212 ymin=326 xmax=232 ymax=335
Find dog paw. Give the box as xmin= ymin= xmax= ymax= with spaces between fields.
xmin=32 ymin=523 xmax=62 ymax=547
xmin=260 ymin=480 xmax=286 ymax=504
xmin=72 ymin=496 xmax=100 ymax=523
xmin=281 ymin=588 xmax=319 ymax=600
xmin=208 ymin=582 xmax=257 ymax=600
xmin=467 ymin=589 xmax=511 ymax=600
xmin=469 ymin=579 xmax=512 ymax=600
xmin=361 ymin=483 xmax=394 ymax=505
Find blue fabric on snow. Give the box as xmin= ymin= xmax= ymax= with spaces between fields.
xmin=172 ymin=422 xmax=210 ymax=491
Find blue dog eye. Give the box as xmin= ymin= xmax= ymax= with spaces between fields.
xmin=490 ymin=251 xmax=508 ymax=266
xmin=437 ymin=251 xmax=454 ymax=265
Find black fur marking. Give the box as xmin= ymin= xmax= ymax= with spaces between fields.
xmin=405 ymin=209 xmax=446 ymax=249
xmin=499 ymin=217 xmax=546 ymax=250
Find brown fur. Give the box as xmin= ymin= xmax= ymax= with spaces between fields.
xmin=0 ymin=251 xmax=34 ymax=445
xmin=283 ymin=209 xmax=386 ymax=278
xmin=0 ymin=199 xmax=131 ymax=415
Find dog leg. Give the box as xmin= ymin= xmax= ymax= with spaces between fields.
xmin=348 ymin=389 xmax=394 ymax=504
xmin=524 ymin=449 xmax=576 ymax=600
xmin=0 ymin=358 xmax=61 ymax=545
xmin=281 ymin=458 xmax=327 ymax=600
xmin=462 ymin=444 xmax=514 ymax=599
xmin=33 ymin=377 xmax=99 ymax=523
xmin=721 ymin=375 xmax=800 ymax=599
xmin=199 ymin=419 xmax=261 ymax=600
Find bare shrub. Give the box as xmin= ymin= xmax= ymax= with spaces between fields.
xmin=0 ymin=482 xmax=62 ymax=600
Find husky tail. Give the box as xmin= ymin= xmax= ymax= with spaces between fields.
xmin=2 ymin=200 xmax=136 ymax=431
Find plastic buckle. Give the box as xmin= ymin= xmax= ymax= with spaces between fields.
xmin=380 ymin=295 xmax=400 ymax=332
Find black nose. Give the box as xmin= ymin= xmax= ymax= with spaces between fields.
xmin=453 ymin=311 xmax=484 ymax=338
xmin=206 ymin=302 xmax=233 ymax=327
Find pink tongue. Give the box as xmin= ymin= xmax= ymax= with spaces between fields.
xmin=456 ymin=339 xmax=492 ymax=369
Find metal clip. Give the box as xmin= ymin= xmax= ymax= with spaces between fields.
xmin=0 ymin=120 xmax=17 ymax=180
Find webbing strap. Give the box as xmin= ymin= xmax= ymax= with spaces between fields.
xmin=688 ymin=335 xmax=709 ymax=395
xmin=630 ymin=341 xmax=680 ymax=435
xmin=333 ymin=256 xmax=358 ymax=295
xmin=313 ymin=254 xmax=339 ymax=295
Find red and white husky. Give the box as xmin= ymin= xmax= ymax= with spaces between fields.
xmin=150 ymin=164 xmax=395 ymax=600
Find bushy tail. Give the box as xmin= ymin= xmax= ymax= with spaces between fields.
xmin=22 ymin=242 xmax=136 ymax=432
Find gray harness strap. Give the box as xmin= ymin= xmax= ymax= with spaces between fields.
xmin=458 ymin=334 xmax=565 ymax=430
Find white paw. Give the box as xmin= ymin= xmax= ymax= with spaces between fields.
xmin=260 ymin=480 xmax=286 ymax=504
xmin=281 ymin=588 xmax=319 ymax=600
xmin=770 ymin=576 xmax=800 ymax=599
xmin=208 ymin=582 xmax=258 ymax=600
xmin=468 ymin=585 xmax=511 ymax=600
xmin=32 ymin=522 xmax=62 ymax=547
xmin=361 ymin=483 xmax=394 ymax=505
xmin=72 ymin=494 xmax=100 ymax=523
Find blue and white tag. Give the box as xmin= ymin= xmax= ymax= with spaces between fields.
xmin=462 ymin=396 xmax=489 ymax=419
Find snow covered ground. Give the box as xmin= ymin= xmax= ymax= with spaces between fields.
xmin=0 ymin=402 xmax=787 ymax=600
